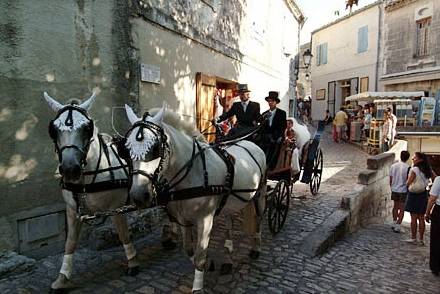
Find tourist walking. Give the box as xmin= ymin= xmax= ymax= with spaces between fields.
xmin=389 ymin=151 xmax=410 ymax=232
xmin=404 ymin=152 xmax=432 ymax=245
xmin=425 ymin=175 xmax=440 ymax=276
xmin=382 ymin=113 xmax=392 ymax=152
xmin=333 ymin=107 xmax=348 ymax=143
xmin=363 ymin=108 xmax=372 ymax=141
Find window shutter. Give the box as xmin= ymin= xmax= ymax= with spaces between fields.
xmin=322 ymin=43 xmax=328 ymax=64
xmin=358 ymin=26 xmax=368 ymax=53
xmin=316 ymin=45 xmax=321 ymax=65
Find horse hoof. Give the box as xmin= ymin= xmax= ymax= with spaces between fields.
xmin=192 ymin=289 xmax=204 ymax=294
xmin=126 ymin=266 xmax=140 ymax=276
xmin=208 ymin=260 xmax=215 ymax=272
xmin=161 ymin=239 xmax=177 ymax=250
xmin=249 ymin=250 xmax=260 ymax=260
xmin=220 ymin=263 xmax=232 ymax=275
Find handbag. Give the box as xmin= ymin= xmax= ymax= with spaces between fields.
xmin=408 ymin=171 xmax=426 ymax=193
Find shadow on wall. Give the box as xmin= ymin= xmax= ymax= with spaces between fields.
xmin=0 ymin=0 xmax=135 ymax=216
xmin=131 ymin=0 xmax=245 ymax=120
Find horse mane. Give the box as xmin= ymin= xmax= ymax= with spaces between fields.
xmin=148 ymin=108 xmax=205 ymax=141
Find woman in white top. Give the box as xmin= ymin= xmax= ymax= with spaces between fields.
xmin=425 ymin=175 xmax=440 ymax=276
xmin=404 ymin=152 xmax=432 ymax=245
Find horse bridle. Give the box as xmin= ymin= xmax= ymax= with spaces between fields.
xmin=49 ymin=104 xmax=94 ymax=167
xmin=125 ymin=118 xmax=169 ymax=188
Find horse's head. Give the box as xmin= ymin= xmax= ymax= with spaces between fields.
xmin=124 ymin=104 xmax=168 ymax=208
xmin=43 ymin=92 xmax=97 ymax=182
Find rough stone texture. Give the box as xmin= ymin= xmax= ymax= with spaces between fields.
xmin=0 ymin=0 xmax=135 ymax=252
xmin=0 ymin=251 xmax=35 ymax=279
xmin=383 ymin=0 xmax=440 ymax=76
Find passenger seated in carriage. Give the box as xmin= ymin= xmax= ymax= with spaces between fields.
xmin=273 ymin=117 xmax=297 ymax=170
xmin=260 ymin=91 xmax=287 ymax=169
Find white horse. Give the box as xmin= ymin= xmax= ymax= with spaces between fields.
xmin=124 ymin=104 xmax=267 ymax=292
xmin=42 ymin=92 xmax=143 ymax=292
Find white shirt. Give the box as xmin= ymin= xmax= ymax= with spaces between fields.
xmin=269 ymin=109 xmax=276 ymax=127
xmin=241 ymin=101 xmax=249 ymax=112
xmin=389 ymin=161 xmax=410 ymax=193
xmin=430 ymin=176 xmax=440 ymax=205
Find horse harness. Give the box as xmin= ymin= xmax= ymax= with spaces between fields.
xmin=49 ymin=104 xmax=131 ymax=218
xmin=126 ymin=120 xmax=264 ymax=216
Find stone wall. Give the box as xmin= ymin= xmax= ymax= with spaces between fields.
xmin=0 ymin=0 xmax=135 ymax=253
xmin=383 ymin=0 xmax=440 ymax=76
xmin=341 ymin=140 xmax=408 ymax=231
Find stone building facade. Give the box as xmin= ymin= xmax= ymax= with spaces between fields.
xmin=310 ymin=1 xmax=382 ymax=119
xmin=380 ymin=0 xmax=440 ymax=95
xmin=0 ymin=0 xmax=304 ymax=255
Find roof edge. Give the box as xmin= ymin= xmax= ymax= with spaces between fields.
xmin=311 ymin=0 xmax=382 ymax=35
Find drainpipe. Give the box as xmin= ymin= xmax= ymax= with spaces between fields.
xmin=375 ymin=4 xmax=383 ymax=91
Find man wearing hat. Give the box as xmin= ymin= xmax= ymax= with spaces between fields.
xmin=217 ymin=84 xmax=260 ymax=135
xmin=261 ymin=91 xmax=287 ymax=168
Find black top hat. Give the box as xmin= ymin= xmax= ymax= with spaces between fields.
xmin=236 ymin=84 xmax=251 ymax=93
xmin=265 ymin=91 xmax=280 ymax=103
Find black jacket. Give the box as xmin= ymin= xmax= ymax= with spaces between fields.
xmin=261 ymin=108 xmax=287 ymax=140
xmin=218 ymin=101 xmax=260 ymax=128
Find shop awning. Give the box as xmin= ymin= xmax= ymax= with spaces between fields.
xmin=345 ymin=91 xmax=425 ymax=102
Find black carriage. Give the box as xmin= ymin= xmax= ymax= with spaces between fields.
xmin=265 ymin=120 xmax=325 ymax=234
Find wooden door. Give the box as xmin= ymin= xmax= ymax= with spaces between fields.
xmin=196 ymin=73 xmax=217 ymax=142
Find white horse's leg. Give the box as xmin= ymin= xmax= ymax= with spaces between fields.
xmin=192 ymin=215 xmax=214 ymax=293
xmin=51 ymin=205 xmax=82 ymax=291
xmin=250 ymin=187 xmax=266 ymax=259
xmin=182 ymin=226 xmax=195 ymax=258
xmin=220 ymin=215 xmax=234 ymax=275
xmin=110 ymin=215 xmax=140 ymax=276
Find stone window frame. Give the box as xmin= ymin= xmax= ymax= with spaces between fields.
xmin=415 ymin=17 xmax=431 ymax=57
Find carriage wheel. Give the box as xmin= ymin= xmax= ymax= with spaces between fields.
xmin=267 ymin=179 xmax=290 ymax=235
xmin=310 ymin=148 xmax=323 ymax=195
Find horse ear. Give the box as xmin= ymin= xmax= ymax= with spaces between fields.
xmin=79 ymin=92 xmax=97 ymax=111
xmin=150 ymin=103 xmax=166 ymax=125
xmin=125 ymin=104 xmax=140 ymax=125
xmin=43 ymin=92 xmax=64 ymax=112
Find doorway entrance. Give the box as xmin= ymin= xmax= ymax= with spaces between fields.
xmin=195 ymin=73 xmax=237 ymax=142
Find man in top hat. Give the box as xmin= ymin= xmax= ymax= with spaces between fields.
xmin=260 ymin=91 xmax=287 ymax=168
xmin=217 ymin=84 xmax=260 ymax=135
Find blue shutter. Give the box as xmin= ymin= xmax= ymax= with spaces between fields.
xmin=358 ymin=26 xmax=368 ymax=53
xmin=322 ymin=43 xmax=328 ymax=64
xmin=316 ymin=45 xmax=321 ymax=65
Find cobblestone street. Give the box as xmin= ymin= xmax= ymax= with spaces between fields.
xmin=1 ymin=130 xmax=439 ymax=293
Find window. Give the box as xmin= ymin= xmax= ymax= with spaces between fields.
xmin=357 ymin=26 xmax=368 ymax=53
xmin=316 ymin=43 xmax=328 ymax=66
xmin=360 ymin=77 xmax=369 ymax=92
xmin=416 ymin=18 xmax=431 ymax=56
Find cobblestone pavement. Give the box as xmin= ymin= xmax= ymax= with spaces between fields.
xmin=1 ymin=129 xmax=440 ymax=293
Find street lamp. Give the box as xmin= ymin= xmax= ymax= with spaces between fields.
xmin=295 ymin=48 xmax=313 ymax=78
xmin=302 ymin=49 xmax=313 ymax=68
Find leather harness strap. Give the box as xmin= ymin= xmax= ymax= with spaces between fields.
xmin=61 ymin=134 xmax=129 ymax=194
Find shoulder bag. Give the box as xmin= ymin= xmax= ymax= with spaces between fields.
xmin=408 ymin=169 xmax=426 ymax=193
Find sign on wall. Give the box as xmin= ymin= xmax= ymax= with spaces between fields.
xmin=140 ymin=64 xmax=161 ymax=84
xmin=316 ymin=89 xmax=326 ymax=100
